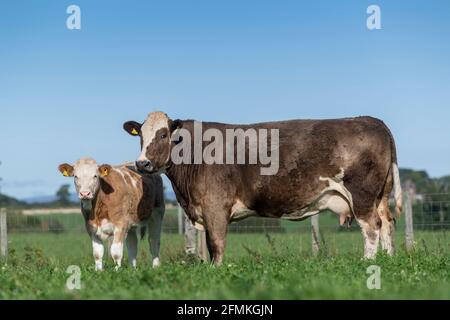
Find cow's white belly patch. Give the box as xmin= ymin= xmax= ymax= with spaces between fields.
xmin=281 ymin=168 xmax=354 ymax=221
xmin=281 ymin=194 xmax=351 ymax=221
xmin=192 ymin=206 xmax=206 ymax=231
xmin=191 ymin=201 xmax=257 ymax=230
xmin=191 ymin=168 xmax=354 ymax=227
xmin=230 ymin=200 xmax=258 ymax=223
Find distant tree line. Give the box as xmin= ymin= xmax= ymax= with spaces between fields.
xmin=1 ymin=184 xmax=178 ymax=209
xmin=400 ymin=169 xmax=450 ymax=195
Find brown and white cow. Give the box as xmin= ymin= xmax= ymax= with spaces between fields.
xmin=123 ymin=112 xmax=402 ymax=266
xmin=58 ymin=157 xmax=165 ymax=271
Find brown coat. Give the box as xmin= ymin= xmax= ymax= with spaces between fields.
xmin=82 ymin=166 xmax=164 ymax=233
xmin=124 ymin=113 xmax=401 ymax=265
xmin=59 ymin=158 xmax=165 ymax=270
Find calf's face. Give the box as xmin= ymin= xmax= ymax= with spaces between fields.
xmin=58 ymin=158 xmax=111 ymax=200
xmin=123 ymin=111 xmax=182 ymax=174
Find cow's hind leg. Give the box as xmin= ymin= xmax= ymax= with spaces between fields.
xmin=377 ymin=197 xmax=395 ymax=256
xmin=377 ymin=167 xmax=396 ymax=256
xmin=148 ymin=208 xmax=164 ymax=268
xmin=344 ymin=154 xmax=388 ymax=260
xmin=345 ymin=189 xmax=382 ymax=259
xmin=356 ymin=208 xmax=382 ymax=259
xmin=126 ymin=228 xmax=138 ymax=268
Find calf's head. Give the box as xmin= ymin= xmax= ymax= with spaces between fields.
xmin=123 ymin=111 xmax=182 ymax=174
xmin=58 ymin=158 xmax=112 ymax=200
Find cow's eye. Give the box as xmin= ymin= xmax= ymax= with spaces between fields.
xmin=161 ymin=134 xmax=167 ymax=139
xmin=94 ymin=175 xmax=98 ymax=179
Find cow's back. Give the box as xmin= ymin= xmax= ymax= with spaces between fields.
xmin=239 ymin=116 xmax=393 ymax=216
xmin=170 ymin=116 xmax=393 ymax=219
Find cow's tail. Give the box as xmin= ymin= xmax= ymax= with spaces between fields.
xmin=392 ymin=162 xmax=402 ymax=217
xmin=388 ymin=129 xmax=403 ymax=217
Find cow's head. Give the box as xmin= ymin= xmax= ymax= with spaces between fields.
xmin=58 ymin=158 xmax=112 ymax=200
xmin=123 ymin=111 xmax=182 ymax=174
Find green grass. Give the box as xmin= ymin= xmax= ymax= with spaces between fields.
xmin=0 ymin=229 xmax=449 ymax=300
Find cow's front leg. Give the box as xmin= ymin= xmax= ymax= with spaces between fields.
xmin=205 ymin=231 xmax=214 ymax=262
xmin=126 ymin=229 xmax=138 ymax=268
xmin=92 ymin=237 xmax=104 ymax=272
xmin=204 ymin=207 xmax=229 ymax=267
xmin=148 ymin=208 xmax=164 ymax=268
xmin=111 ymin=227 xmax=127 ymax=270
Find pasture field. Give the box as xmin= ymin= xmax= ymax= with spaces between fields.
xmin=0 ymin=229 xmax=449 ymax=300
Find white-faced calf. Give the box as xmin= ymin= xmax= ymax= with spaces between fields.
xmin=58 ymin=157 xmax=165 ymax=271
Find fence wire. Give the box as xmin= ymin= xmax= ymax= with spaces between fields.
xmin=3 ymin=193 xmax=450 ymax=235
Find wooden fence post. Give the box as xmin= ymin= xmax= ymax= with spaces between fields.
xmin=179 ymin=204 xmax=208 ymax=261
xmin=0 ymin=208 xmax=7 ymax=260
xmin=311 ymin=214 xmax=320 ymax=255
xmin=405 ymin=191 xmax=415 ymax=251
xmin=177 ymin=205 xmax=184 ymax=235
xmin=197 ymin=230 xmax=209 ymax=262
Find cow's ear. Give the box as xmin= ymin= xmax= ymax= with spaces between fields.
xmin=98 ymin=164 xmax=112 ymax=177
xmin=170 ymin=119 xmax=183 ymax=133
xmin=123 ymin=121 xmax=142 ymax=137
xmin=58 ymin=163 xmax=74 ymax=177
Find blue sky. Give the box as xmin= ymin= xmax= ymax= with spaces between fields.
xmin=0 ymin=0 xmax=449 ymax=199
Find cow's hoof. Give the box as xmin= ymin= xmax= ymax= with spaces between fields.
xmin=152 ymin=258 xmax=161 ymax=269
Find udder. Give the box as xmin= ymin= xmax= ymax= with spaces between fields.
xmin=319 ymin=194 xmax=354 ymax=226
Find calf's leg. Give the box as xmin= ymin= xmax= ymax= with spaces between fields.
xmin=356 ymin=208 xmax=382 ymax=259
xmin=107 ymin=237 xmax=113 ymax=261
xmin=111 ymin=227 xmax=126 ymax=270
xmin=126 ymin=229 xmax=138 ymax=268
xmin=148 ymin=208 xmax=164 ymax=268
xmin=92 ymin=237 xmax=104 ymax=271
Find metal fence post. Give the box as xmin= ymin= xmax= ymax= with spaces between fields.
xmin=405 ymin=191 xmax=415 ymax=251
xmin=311 ymin=214 xmax=320 ymax=255
xmin=0 ymin=208 xmax=7 ymax=260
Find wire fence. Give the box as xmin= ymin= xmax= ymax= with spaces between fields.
xmin=1 ymin=192 xmax=449 ymax=261
xmin=416 ymin=193 xmax=450 ymax=230
xmin=0 ymin=208 xmax=378 ymax=235
xmin=2 ymin=192 xmax=449 ymax=235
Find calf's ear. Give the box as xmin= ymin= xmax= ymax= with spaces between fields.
xmin=123 ymin=121 xmax=142 ymax=137
xmin=58 ymin=164 xmax=74 ymax=177
xmin=98 ymin=164 xmax=112 ymax=177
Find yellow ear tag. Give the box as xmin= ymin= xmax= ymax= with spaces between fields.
xmin=63 ymin=170 xmax=69 ymax=177
xmin=131 ymin=128 xmax=139 ymax=135
xmin=102 ymin=169 xmax=109 ymax=177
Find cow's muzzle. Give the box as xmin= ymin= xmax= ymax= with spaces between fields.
xmin=136 ymin=160 xmax=154 ymax=174
xmin=79 ymin=191 xmax=93 ymax=200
